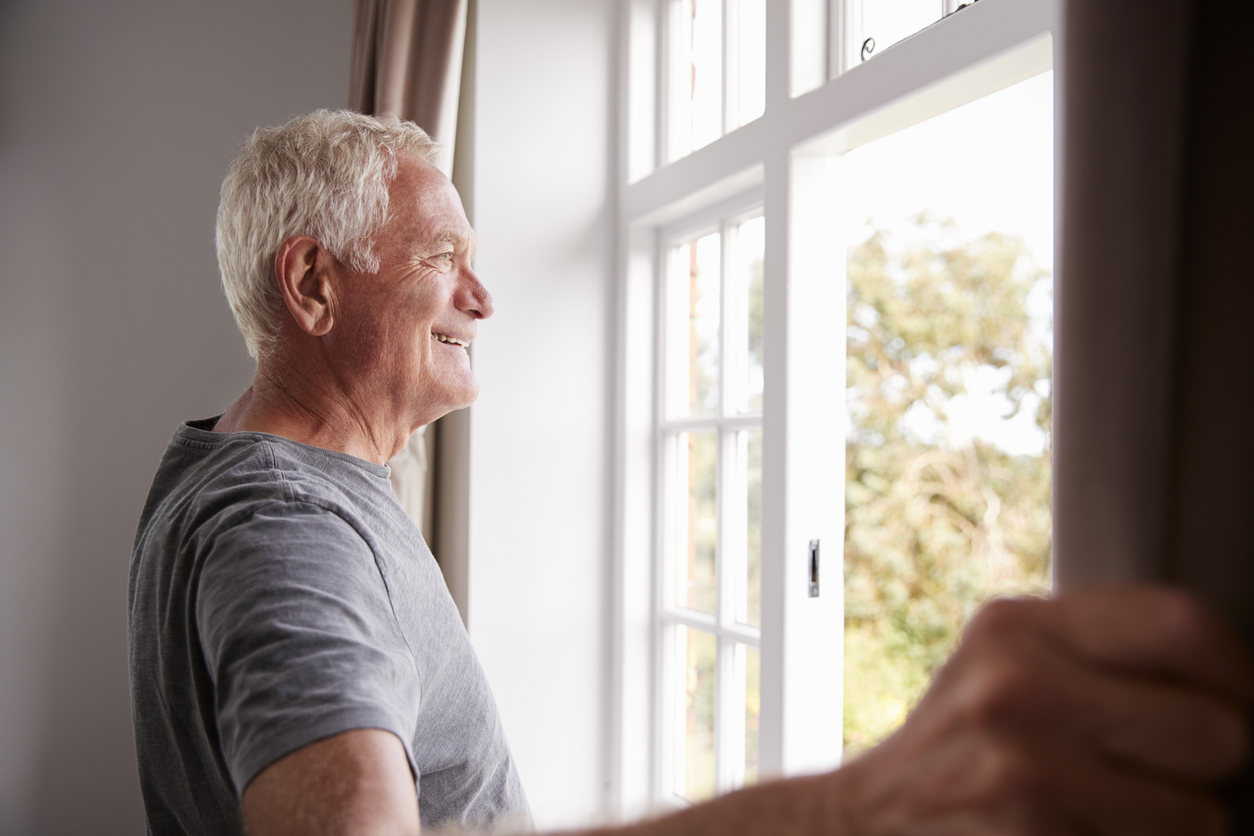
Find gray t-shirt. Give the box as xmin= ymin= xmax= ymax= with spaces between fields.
xmin=128 ymin=418 xmax=530 ymax=835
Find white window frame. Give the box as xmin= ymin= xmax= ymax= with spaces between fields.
xmin=655 ymin=197 xmax=764 ymax=804
xmin=612 ymin=0 xmax=1059 ymax=818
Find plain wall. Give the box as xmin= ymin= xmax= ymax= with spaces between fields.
xmin=467 ymin=0 xmax=619 ymax=829
xmin=0 ymin=1 xmax=352 ymax=832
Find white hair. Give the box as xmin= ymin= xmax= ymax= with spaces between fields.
xmin=215 ymin=109 xmax=441 ymax=359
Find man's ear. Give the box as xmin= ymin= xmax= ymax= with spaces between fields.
xmin=274 ymin=235 xmax=336 ymax=337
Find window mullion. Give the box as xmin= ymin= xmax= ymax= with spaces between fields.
xmin=713 ymin=215 xmax=731 ymax=794
xmin=722 ymin=0 xmax=735 ymax=134
xmin=720 ymin=220 xmax=738 ymax=418
xmin=829 ymin=0 xmax=855 ymax=80
xmin=661 ymin=608 xmax=760 ymax=643
xmin=763 ymin=0 xmax=789 ymax=118
xmin=714 ymin=635 xmax=734 ymax=793
xmin=663 ymin=414 xmax=760 ymax=433
xmin=661 ymin=0 xmax=672 ymax=164
xmin=728 ymin=640 xmax=749 ymax=788
xmin=667 ymin=0 xmax=690 ymax=163
xmin=756 ymin=152 xmax=786 ymax=780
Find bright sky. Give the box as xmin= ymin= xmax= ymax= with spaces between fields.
xmin=843 ymin=71 xmax=1055 ymax=271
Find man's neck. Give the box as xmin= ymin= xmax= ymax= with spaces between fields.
xmin=213 ymin=363 xmax=411 ymax=466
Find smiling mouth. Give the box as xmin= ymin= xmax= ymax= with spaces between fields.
xmin=433 ymin=331 xmax=470 ymax=348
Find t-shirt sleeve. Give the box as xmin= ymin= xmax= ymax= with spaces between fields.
xmin=195 ymin=500 xmax=421 ymax=795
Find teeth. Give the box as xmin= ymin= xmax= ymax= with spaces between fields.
xmin=434 ymin=332 xmax=469 ymax=347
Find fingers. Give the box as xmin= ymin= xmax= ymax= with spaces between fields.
xmin=1052 ymin=585 xmax=1254 ymax=705
xmin=839 ymin=587 xmax=1252 ymax=836
xmin=1088 ymin=674 xmax=1249 ymax=781
xmin=949 ymin=593 xmax=1251 ymax=783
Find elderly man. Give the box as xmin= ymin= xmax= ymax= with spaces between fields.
xmin=129 ymin=110 xmax=1252 ymax=836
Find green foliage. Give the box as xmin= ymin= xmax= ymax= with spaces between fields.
xmin=843 ymin=215 xmax=1053 ymax=756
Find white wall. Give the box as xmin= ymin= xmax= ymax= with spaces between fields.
xmin=0 ymin=0 xmax=622 ymax=831
xmin=0 ymin=2 xmax=351 ymax=832
xmin=467 ymin=0 xmax=619 ymax=829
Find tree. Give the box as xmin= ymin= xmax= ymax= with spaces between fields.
xmin=843 ymin=214 xmax=1053 ymax=755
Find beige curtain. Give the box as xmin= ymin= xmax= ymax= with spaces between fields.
xmin=1055 ymin=0 xmax=1254 ymax=820
xmin=350 ymin=0 xmax=469 ymax=163
xmin=349 ymin=0 xmax=470 ymax=541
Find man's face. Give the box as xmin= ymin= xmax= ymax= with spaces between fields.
xmin=328 ymin=154 xmax=491 ymax=428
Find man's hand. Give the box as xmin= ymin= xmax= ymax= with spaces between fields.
xmin=608 ymin=585 xmax=1252 ymax=836
xmin=831 ymin=585 xmax=1253 ymax=835
xmin=242 ymin=728 xmax=419 ymax=836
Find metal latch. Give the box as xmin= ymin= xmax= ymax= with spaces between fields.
xmin=808 ymin=539 xmax=820 ymax=598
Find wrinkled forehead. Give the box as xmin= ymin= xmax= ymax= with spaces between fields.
xmin=385 ymin=154 xmax=475 ymax=254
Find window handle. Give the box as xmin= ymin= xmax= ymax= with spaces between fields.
xmin=808 ymin=539 xmax=821 ymax=598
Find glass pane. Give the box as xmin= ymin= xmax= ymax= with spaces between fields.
xmin=676 ymin=626 xmax=716 ymax=802
xmin=673 ymin=0 xmax=722 ymax=157
xmin=842 ymin=73 xmax=1055 ymax=757
xmin=733 ymin=216 xmax=765 ymax=412
xmin=744 ymin=644 xmax=760 ymax=785
xmin=858 ymin=0 xmax=941 ymax=60
xmin=744 ymin=429 xmax=761 ymax=626
xmin=671 ymin=232 xmax=721 ymax=417
xmin=681 ymin=430 xmax=718 ymax=614
xmin=729 ymin=429 xmax=762 ymax=627
xmin=733 ymin=0 xmax=765 ymax=126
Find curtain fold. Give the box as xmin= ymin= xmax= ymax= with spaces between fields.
xmin=351 ymin=0 xmax=469 ymax=171
xmin=349 ymin=0 xmax=471 ymax=539
xmin=1056 ymin=0 xmax=1254 ymax=822
xmin=1056 ymin=0 xmax=1254 ymax=629
xmin=1053 ymin=0 xmax=1193 ymax=587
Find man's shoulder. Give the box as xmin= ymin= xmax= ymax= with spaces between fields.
xmin=138 ymin=425 xmax=291 ymax=538
xmin=143 ymin=420 xmax=392 ymax=525
xmin=132 ymin=422 xmax=399 ymax=585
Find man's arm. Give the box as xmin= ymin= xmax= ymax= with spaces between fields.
xmin=243 ymin=729 xmax=419 ymax=836
xmin=243 ymin=585 xmax=1253 ymax=836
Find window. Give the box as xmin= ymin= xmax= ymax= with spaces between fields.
xmin=615 ymin=0 xmax=1058 ymax=817
xmin=840 ymin=72 xmax=1055 ymax=755
xmin=666 ymin=0 xmax=767 ymax=162
xmin=658 ymin=211 xmax=764 ymax=802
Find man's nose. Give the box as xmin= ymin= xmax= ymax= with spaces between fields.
xmin=460 ymin=268 xmax=494 ymax=319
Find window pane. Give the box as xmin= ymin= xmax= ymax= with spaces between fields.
xmin=672 ymin=0 xmax=723 ymax=158
xmin=743 ymin=644 xmax=760 ymax=785
xmin=858 ymin=0 xmax=941 ymax=60
xmin=680 ymin=430 xmax=718 ymax=614
xmin=842 ymin=73 xmax=1055 ymax=757
xmin=732 ymin=216 xmax=765 ymax=412
xmin=733 ymin=0 xmax=765 ymax=127
xmin=670 ymin=232 xmax=721 ymax=417
xmin=675 ymin=626 xmax=716 ymax=802
xmin=729 ymin=428 xmax=762 ymax=627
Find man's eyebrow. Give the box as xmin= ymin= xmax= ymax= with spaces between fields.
xmin=427 ymin=230 xmax=477 ymax=262
xmin=429 ymin=231 xmax=466 ymax=251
